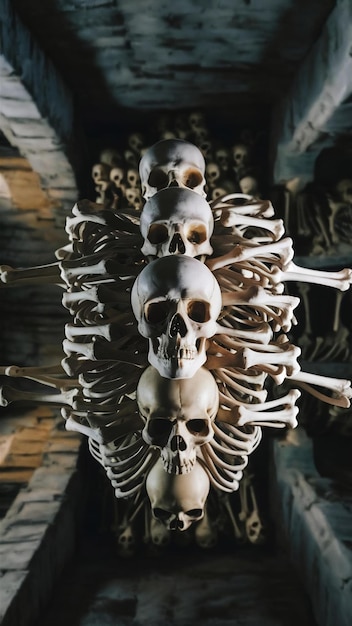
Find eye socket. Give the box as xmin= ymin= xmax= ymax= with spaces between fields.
xmin=153 ymin=508 xmax=172 ymax=521
xmin=186 ymin=508 xmax=203 ymax=519
xmin=148 ymin=418 xmax=173 ymax=441
xmin=145 ymin=301 xmax=171 ymax=324
xmin=182 ymin=168 xmax=204 ymax=189
xmin=148 ymin=168 xmax=169 ymax=190
xmin=187 ymin=419 xmax=209 ymax=437
xmin=147 ymin=223 xmax=169 ymax=244
xmin=187 ymin=300 xmax=210 ymax=323
xmin=187 ymin=223 xmax=207 ymax=245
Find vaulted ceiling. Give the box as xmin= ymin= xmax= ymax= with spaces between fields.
xmin=1 ymin=0 xmax=352 ymax=190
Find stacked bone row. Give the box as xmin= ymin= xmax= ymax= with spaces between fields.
xmin=1 ymin=138 xmax=352 ymax=551
xmin=60 ymin=139 xmax=352 ymax=544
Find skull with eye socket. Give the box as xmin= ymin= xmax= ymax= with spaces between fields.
xmin=137 ymin=366 xmax=218 ymax=474
xmin=131 ymin=255 xmax=222 ymax=379
xmin=146 ymin=457 xmax=210 ymax=531
xmin=139 ymin=139 xmax=206 ymax=201
xmin=140 ymin=187 xmax=214 ymax=259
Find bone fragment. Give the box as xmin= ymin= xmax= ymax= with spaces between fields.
xmin=207 ymin=238 xmax=294 ymax=272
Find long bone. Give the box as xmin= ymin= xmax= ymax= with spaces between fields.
xmin=0 ymin=385 xmax=79 ymax=408
xmin=0 ymin=263 xmax=64 ymax=287
xmin=64 ymin=317 xmax=129 ymax=342
xmin=62 ymin=284 xmax=131 ymax=308
xmin=214 ymin=322 xmax=273 ymax=345
xmin=60 ymin=258 xmax=139 ymax=285
xmin=207 ymin=238 xmax=294 ymax=273
xmin=211 ymin=194 xmax=275 ymax=218
xmin=62 ymin=338 xmax=146 ymax=367
xmin=280 ymin=263 xmax=352 ymax=291
xmin=220 ymin=214 xmax=285 ymax=242
xmin=64 ymin=415 xmax=103 ymax=441
xmin=287 ymin=370 xmax=352 ymax=408
xmin=0 ymin=364 xmax=77 ymax=390
xmin=232 ymin=401 xmax=299 ymax=429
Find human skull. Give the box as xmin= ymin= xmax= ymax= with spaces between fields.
xmin=146 ymin=457 xmax=210 ymax=531
xmin=92 ymin=163 xmax=110 ymax=185
xmin=139 ymin=139 xmax=206 ymax=200
xmin=125 ymin=187 xmax=142 ymax=210
xmin=140 ymin=187 xmax=214 ymax=259
xmin=215 ymin=147 xmax=231 ymax=172
xmin=110 ymin=166 xmax=125 ymax=188
xmin=239 ymin=175 xmax=259 ymax=196
xmin=127 ymin=168 xmax=140 ymax=188
xmin=128 ymin=132 xmax=144 ymax=154
xmin=131 ymin=255 xmax=222 ymax=378
xmin=336 ymin=179 xmax=352 ymax=205
xmin=124 ymin=148 xmax=138 ymax=169
xmin=232 ymin=143 xmax=250 ymax=171
xmin=137 ymin=366 xmax=218 ymax=474
xmin=206 ymin=162 xmax=220 ymax=188
xmin=188 ymin=111 xmax=206 ymax=134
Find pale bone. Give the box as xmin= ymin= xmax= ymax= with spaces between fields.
xmin=140 ymin=187 xmax=214 ymax=258
xmin=210 ymin=194 xmax=274 ymax=219
xmin=0 ymin=385 xmax=79 ymax=407
xmin=131 ymin=255 xmax=222 ymax=379
xmin=206 ymin=237 xmax=294 ymax=273
xmin=0 ymin=364 xmax=77 ymax=390
xmin=214 ymin=368 xmax=268 ymax=403
xmin=214 ymin=322 xmax=273 ymax=346
xmin=64 ymin=318 xmax=124 ymax=342
xmin=199 ymin=448 xmax=242 ymax=492
xmin=137 ymin=365 xmax=219 ymax=475
xmin=219 ymin=285 xmax=300 ymax=332
xmin=241 ymin=344 xmax=301 ymax=375
xmin=99 ymin=148 xmax=122 ymax=168
xmin=232 ymin=398 xmax=299 ymax=429
xmin=146 ymin=457 xmax=210 ymax=531
xmin=139 ymin=139 xmax=206 ymax=200
xmin=219 ymin=213 xmax=285 ymax=242
xmin=211 ymin=422 xmax=262 ymax=455
xmin=281 ymin=262 xmax=352 ymax=292
xmin=0 ymin=263 xmax=62 ymax=286
xmin=287 ymin=370 xmax=352 ymax=408
xmin=203 ymin=439 xmax=248 ymax=473
xmin=64 ymin=416 xmax=104 ymax=442
xmin=62 ymin=338 xmax=146 ymax=368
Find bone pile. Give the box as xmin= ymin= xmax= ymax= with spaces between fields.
xmin=1 ymin=136 xmax=352 ymax=555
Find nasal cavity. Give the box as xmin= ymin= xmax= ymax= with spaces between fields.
xmin=169 ymin=313 xmax=187 ymax=337
xmin=170 ymin=435 xmax=187 ymax=452
xmin=169 ymin=233 xmax=186 ymax=254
